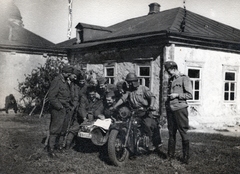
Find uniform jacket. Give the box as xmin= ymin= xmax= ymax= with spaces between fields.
xmin=121 ymin=85 xmax=155 ymax=109
xmin=78 ymin=83 xmax=88 ymax=101
xmin=48 ymin=74 xmax=71 ymax=110
xmin=103 ymin=102 xmax=117 ymax=118
xmin=166 ymin=73 xmax=193 ymax=111
xmin=78 ymin=96 xmax=104 ymax=120
xmin=70 ymin=82 xmax=80 ymax=109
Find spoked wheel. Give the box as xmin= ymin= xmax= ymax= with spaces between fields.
xmin=108 ymin=129 xmax=129 ymax=166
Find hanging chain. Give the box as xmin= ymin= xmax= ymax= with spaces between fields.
xmin=67 ymin=0 xmax=73 ymax=39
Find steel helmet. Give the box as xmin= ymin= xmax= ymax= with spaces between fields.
xmin=125 ymin=73 xmax=138 ymax=82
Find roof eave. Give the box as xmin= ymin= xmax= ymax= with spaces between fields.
xmin=0 ymin=44 xmax=67 ymax=56
xmin=168 ymin=33 xmax=240 ymax=53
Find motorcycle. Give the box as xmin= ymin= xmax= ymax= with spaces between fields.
xmin=77 ymin=106 xmax=163 ymax=166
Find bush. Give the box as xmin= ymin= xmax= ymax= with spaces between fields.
xmin=17 ymin=56 xmax=68 ymax=114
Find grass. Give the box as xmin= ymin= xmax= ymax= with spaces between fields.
xmin=0 ymin=113 xmax=240 ymax=174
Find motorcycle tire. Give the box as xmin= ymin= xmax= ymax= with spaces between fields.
xmin=108 ymin=129 xmax=129 ymax=166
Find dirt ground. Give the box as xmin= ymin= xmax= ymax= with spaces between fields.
xmin=0 ymin=111 xmax=240 ymax=174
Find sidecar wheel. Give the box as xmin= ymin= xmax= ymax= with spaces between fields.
xmin=108 ymin=129 xmax=129 ymax=166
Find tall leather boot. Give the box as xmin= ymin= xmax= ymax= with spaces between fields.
xmin=167 ymin=139 xmax=176 ymax=159
xmin=48 ymin=135 xmax=58 ymax=159
xmin=65 ymin=132 xmax=75 ymax=150
xmin=182 ymin=140 xmax=190 ymax=164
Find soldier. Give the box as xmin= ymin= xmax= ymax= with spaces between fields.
xmin=164 ymin=61 xmax=193 ymax=164
xmin=47 ymin=65 xmax=72 ymax=158
xmin=77 ymin=74 xmax=88 ymax=101
xmin=115 ymin=81 xmax=128 ymax=100
xmin=78 ymin=85 xmax=104 ymax=122
xmin=98 ymin=91 xmax=117 ymax=120
xmin=63 ymin=67 xmax=81 ymax=150
xmin=5 ymin=94 xmax=18 ymax=114
xmin=111 ymin=73 xmax=160 ymax=151
xmin=96 ymin=77 xmax=117 ymax=100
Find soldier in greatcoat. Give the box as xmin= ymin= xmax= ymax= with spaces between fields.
xmin=47 ymin=65 xmax=72 ymax=158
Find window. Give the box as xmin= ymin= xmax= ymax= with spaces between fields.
xmin=137 ymin=66 xmax=151 ymax=88
xmin=224 ymin=71 xmax=236 ymax=101
xmin=188 ymin=68 xmax=201 ymax=101
xmin=105 ymin=66 xmax=115 ymax=84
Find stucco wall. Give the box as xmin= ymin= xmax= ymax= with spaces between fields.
xmin=86 ymin=57 xmax=161 ymax=112
xmin=165 ymin=45 xmax=240 ymax=126
xmin=0 ymin=52 xmax=46 ymax=108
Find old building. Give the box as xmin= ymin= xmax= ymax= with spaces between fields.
xmin=58 ymin=3 xmax=240 ymax=127
xmin=0 ymin=1 xmax=65 ymax=108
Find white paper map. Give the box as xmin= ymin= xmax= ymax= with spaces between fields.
xmin=93 ymin=118 xmax=112 ymax=130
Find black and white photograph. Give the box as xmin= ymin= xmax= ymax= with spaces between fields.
xmin=0 ymin=0 xmax=240 ymax=173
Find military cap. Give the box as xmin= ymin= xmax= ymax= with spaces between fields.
xmin=163 ymin=61 xmax=178 ymax=70
xmin=116 ymin=81 xmax=124 ymax=90
xmin=72 ymin=67 xmax=82 ymax=76
xmin=87 ymin=85 xmax=97 ymax=93
xmin=62 ymin=65 xmax=72 ymax=73
xmin=106 ymin=91 xmax=115 ymax=98
xmin=78 ymin=74 xmax=85 ymax=80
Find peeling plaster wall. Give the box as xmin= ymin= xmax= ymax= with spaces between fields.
xmin=115 ymin=62 xmax=135 ymax=81
xmin=151 ymin=56 xmax=161 ymax=110
xmin=0 ymin=52 xmax=46 ymax=108
xmin=87 ymin=64 xmax=104 ymax=77
xmin=85 ymin=57 xmax=161 ymax=111
xmin=165 ymin=45 xmax=240 ymax=126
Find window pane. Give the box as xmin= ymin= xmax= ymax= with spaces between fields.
xmin=230 ymin=83 xmax=235 ymax=91
xmin=224 ymin=83 xmax=229 ymax=91
xmin=139 ymin=78 xmax=143 ymax=85
xmin=139 ymin=67 xmax=150 ymax=76
xmin=188 ymin=69 xmax=200 ymax=78
xmin=145 ymin=78 xmax=150 ymax=88
xmin=195 ymin=91 xmax=199 ymax=100
xmin=224 ymin=92 xmax=229 ymax=100
xmin=230 ymin=92 xmax=235 ymax=100
xmin=195 ymin=81 xmax=199 ymax=90
xmin=107 ymin=77 xmax=114 ymax=84
xmin=225 ymin=72 xmax=235 ymax=81
xmin=106 ymin=68 xmax=114 ymax=76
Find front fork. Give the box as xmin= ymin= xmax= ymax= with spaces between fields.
xmin=123 ymin=117 xmax=133 ymax=148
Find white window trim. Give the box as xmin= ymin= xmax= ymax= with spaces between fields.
xmin=187 ymin=67 xmax=202 ymax=104
xmin=135 ymin=63 xmax=152 ymax=90
xmin=222 ymin=64 xmax=239 ymax=104
xmin=104 ymin=63 xmax=117 ymax=84
xmin=185 ymin=60 xmax=205 ymax=105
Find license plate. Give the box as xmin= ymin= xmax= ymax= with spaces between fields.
xmin=78 ymin=132 xmax=92 ymax=139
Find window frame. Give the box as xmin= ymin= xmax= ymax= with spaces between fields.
xmin=223 ymin=70 xmax=237 ymax=103
xmin=136 ymin=64 xmax=152 ymax=89
xmin=185 ymin=60 xmax=205 ymax=104
xmin=104 ymin=63 xmax=116 ymax=84
xmin=187 ymin=67 xmax=202 ymax=103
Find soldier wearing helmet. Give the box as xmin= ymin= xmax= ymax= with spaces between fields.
xmin=164 ymin=60 xmax=193 ymax=164
xmin=125 ymin=72 xmax=139 ymax=89
xmin=111 ymin=72 xmax=162 ymax=151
